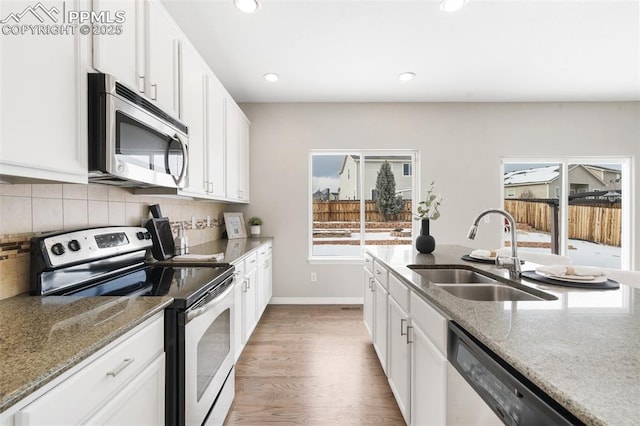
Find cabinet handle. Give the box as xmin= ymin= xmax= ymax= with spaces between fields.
xmin=151 ymin=83 xmax=158 ymax=100
xmin=406 ymin=326 xmax=413 ymax=344
xmin=138 ymin=75 xmax=145 ymax=93
xmin=375 ymin=270 xmax=381 ymax=275
xmin=242 ymin=279 xmax=248 ymax=292
xmin=250 ymin=259 xmax=256 ymax=264
xmin=400 ymin=318 xmax=407 ymax=336
xmin=368 ymin=277 xmax=374 ymax=290
xmin=106 ymin=358 xmax=135 ymax=378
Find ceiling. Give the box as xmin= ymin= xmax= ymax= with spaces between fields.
xmin=161 ymin=0 xmax=640 ymax=103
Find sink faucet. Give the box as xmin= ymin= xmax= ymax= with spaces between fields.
xmin=467 ymin=209 xmax=521 ymax=279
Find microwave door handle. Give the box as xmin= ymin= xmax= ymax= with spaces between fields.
xmin=171 ymin=134 xmax=188 ymax=187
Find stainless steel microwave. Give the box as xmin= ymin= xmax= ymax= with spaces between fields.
xmin=88 ymin=73 xmax=189 ymax=188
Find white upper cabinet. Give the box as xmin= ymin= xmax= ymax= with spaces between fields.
xmin=179 ymin=43 xmax=207 ymax=197
xmin=0 ymin=0 xmax=89 ymax=184
xmin=145 ymin=0 xmax=181 ymax=116
xmin=92 ymin=0 xmax=144 ymax=92
xmin=225 ymin=100 xmax=250 ymax=203
xmin=205 ymin=74 xmax=227 ymax=198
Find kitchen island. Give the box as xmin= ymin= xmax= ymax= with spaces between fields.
xmin=367 ymin=244 xmax=640 ymax=426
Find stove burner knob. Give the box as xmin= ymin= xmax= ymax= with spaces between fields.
xmin=51 ymin=243 xmax=65 ymax=256
xmin=68 ymin=239 xmax=81 ymax=252
xmin=136 ymin=231 xmax=145 ymax=240
xmin=144 ymin=232 xmax=151 ymax=240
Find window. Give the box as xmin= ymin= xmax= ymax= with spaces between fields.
xmin=506 ymin=188 xmax=515 ymax=198
xmin=310 ymin=151 xmax=418 ymax=260
xmin=502 ymin=158 xmax=631 ymax=269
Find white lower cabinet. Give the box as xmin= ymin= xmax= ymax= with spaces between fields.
xmin=373 ymin=279 xmax=388 ymax=374
xmin=365 ymin=258 xmax=451 ymax=426
xmin=257 ymin=242 xmax=273 ymax=319
xmin=10 ymin=313 xmax=164 ymax=425
xmin=233 ymin=242 xmax=272 ymax=362
xmin=363 ymin=268 xmax=375 ymax=339
xmin=410 ymin=323 xmax=447 ymax=426
xmin=388 ymin=295 xmax=411 ymax=424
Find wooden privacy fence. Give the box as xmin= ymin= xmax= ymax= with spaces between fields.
xmin=504 ymin=200 xmax=621 ymax=247
xmin=313 ymin=200 xmax=413 ymax=222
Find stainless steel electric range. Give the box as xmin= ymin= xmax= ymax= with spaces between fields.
xmin=30 ymin=226 xmax=236 ymax=426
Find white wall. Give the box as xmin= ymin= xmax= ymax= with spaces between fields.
xmin=240 ymin=102 xmax=640 ymax=300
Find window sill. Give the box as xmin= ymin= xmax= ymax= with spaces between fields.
xmin=307 ymin=257 xmax=366 ymax=265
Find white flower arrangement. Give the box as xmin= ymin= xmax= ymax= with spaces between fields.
xmin=415 ymin=181 xmax=443 ymax=220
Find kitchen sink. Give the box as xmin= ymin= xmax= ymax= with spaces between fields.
xmin=409 ymin=267 xmax=554 ymax=302
xmin=435 ymin=284 xmax=544 ymax=302
xmin=409 ymin=268 xmax=496 ymax=284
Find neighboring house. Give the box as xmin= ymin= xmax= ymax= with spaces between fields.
xmin=504 ymin=164 xmax=621 ymax=198
xmin=338 ymin=155 xmax=412 ymax=200
xmin=312 ymin=188 xmax=339 ymax=201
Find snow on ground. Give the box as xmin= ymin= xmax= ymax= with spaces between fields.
xmin=312 ymin=228 xmax=621 ymax=268
xmin=514 ymin=229 xmax=621 ymax=268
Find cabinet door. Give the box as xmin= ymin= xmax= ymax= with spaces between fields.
xmin=225 ymin=99 xmax=250 ymax=202
xmin=0 ymin=0 xmax=88 ymax=183
xmin=205 ymin=73 xmax=227 ymax=198
xmin=93 ymin=0 xmax=143 ymax=92
xmin=387 ymin=296 xmax=410 ymax=424
xmin=145 ymin=0 xmax=180 ymax=115
xmin=363 ymin=268 xmax=375 ymax=340
xmin=243 ymin=266 xmax=258 ymax=342
xmin=179 ymin=43 xmax=207 ymax=196
xmin=86 ymin=354 xmax=165 ymax=425
xmin=410 ymin=324 xmax=446 ymax=426
xmin=233 ymin=270 xmax=245 ymax=362
xmin=373 ymin=280 xmax=388 ymax=373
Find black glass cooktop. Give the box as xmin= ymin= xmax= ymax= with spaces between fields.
xmin=59 ymin=265 xmax=233 ymax=309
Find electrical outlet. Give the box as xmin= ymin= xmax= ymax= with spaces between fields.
xmin=206 ymin=215 xmax=211 ymax=227
xmin=311 ymin=272 xmax=318 ymax=282
xmin=191 ymin=216 xmax=196 ymax=228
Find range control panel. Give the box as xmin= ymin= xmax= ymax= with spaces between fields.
xmin=40 ymin=226 xmax=153 ymax=269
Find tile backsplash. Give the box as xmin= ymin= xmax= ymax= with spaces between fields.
xmin=0 ymin=183 xmax=226 ymax=299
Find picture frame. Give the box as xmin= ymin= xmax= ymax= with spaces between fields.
xmin=223 ymin=212 xmax=247 ymax=239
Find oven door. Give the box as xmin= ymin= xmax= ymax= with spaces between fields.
xmin=183 ymin=279 xmax=235 ymax=426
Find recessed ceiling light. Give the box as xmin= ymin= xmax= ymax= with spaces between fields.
xmin=440 ymin=0 xmax=468 ymax=12
xmin=263 ymin=73 xmax=279 ymax=82
xmin=234 ymin=0 xmax=261 ymax=14
xmin=398 ymin=72 xmax=416 ymax=82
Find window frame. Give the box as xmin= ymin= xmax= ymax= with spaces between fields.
xmin=502 ymin=157 xmax=633 ymax=270
xmin=308 ymin=149 xmax=419 ymax=264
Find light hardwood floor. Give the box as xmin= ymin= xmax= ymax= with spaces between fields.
xmin=224 ymin=305 xmax=405 ymax=425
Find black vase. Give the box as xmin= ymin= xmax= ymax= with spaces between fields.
xmin=416 ymin=219 xmax=436 ymax=254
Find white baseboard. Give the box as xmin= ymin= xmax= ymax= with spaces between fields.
xmin=269 ymin=297 xmax=364 ymax=305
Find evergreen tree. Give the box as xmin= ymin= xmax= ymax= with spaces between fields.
xmin=375 ymin=161 xmax=403 ymax=221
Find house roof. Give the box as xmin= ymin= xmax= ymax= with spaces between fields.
xmin=504 ymin=165 xmax=560 ymax=185
xmin=504 ymin=164 xmax=611 ymax=186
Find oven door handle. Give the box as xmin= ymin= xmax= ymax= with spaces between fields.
xmin=185 ymin=282 xmax=234 ymax=322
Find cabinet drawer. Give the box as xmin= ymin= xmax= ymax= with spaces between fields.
xmin=232 ymin=258 xmax=245 ymax=277
xmin=15 ymin=315 xmax=164 ymax=425
xmin=364 ymin=253 xmax=374 ymax=273
xmin=243 ymin=252 xmax=258 ymax=273
xmin=373 ymin=261 xmax=389 ymax=288
xmin=410 ymin=292 xmax=447 ymax=354
xmin=258 ymin=242 xmax=272 ymax=257
xmin=388 ymin=273 xmax=409 ymax=312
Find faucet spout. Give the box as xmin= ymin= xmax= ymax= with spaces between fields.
xmin=468 ymin=208 xmax=521 ymax=278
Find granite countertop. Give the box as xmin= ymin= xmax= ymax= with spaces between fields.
xmin=0 ymin=295 xmax=173 ymax=413
xmin=366 ymin=244 xmax=640 ymax=426
xmin=162 ymin=237 xmax=273 ymax=265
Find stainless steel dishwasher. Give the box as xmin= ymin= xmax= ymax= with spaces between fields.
xmin=447 ymin=322 xmax=584 ymax=426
